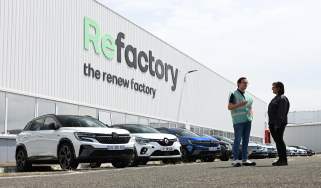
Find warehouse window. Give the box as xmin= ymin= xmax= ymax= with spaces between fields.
xmin=169 ymin=122 xmax=177 ymax=128
xmin=177 ymin=123 xmax=185 ymax=129
xmin=110 ymin=112 xmax=126 ymax=125
xmin=98 ymin=110 xmax=112 ymax=125
xmin=126 ymin=114 xmax=139 ymax=124
xmin=0 ymin=92 xmax=5 ymax=134
xmin=56 ymin=102 xmax=78 ymax=115
xmin=149 ymin=119 xmax=160 ymax=128
xmin=138 ymin=117 xmax=149 ymax=125
xmin=38 ymin=99 xmax=56 ymax=116
xmin=7 ymin=94 xmax=35 ymax=134
xmin=79 ymin=106 xmax=97 ymax=118
xmin=159 ymin=120 xmax=169 ymax=128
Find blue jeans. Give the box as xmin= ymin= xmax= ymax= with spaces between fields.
xmin=232 ymin=121 xmax=252 ymax=161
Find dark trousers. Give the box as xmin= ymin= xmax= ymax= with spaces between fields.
xmin=269 ymin=125 xmax=287 ymax=161
xmin=233 ymin=121 xmax=252 ymax=161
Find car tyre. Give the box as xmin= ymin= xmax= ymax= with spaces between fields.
xmin=181 ymin=148 xmax=194 ymax=162
xmin=220 ymin=147 xmax=231 ymax=161
xmin=138 ymin=159 xmax=149 ymax=165
xmin=202 ymin=156 xmax=215 ymax=162
xmin=112 ymin=160 xmax=130 ymax=168
xmin=58 ymin=143 xmax=79 ymax=170
xmin=16 ymin=147 xmax=32 ymax=172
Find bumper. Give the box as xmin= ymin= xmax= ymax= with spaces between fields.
xmin=186 ymin=145 xmax=221 ymax=157
xmin=135 ymin=141 xmax=182 ymax=160
xmin=77 ymin=145 xmax=135 ymax=163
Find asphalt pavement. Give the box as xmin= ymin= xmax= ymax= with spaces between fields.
xmin=0 ymin=155 xmax=320 ymax=188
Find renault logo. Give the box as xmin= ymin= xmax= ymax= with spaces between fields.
xmin=112 ymin=132 xmax=119 ymax=139
xmin=164 ymin=138 xmax=169 ymax=145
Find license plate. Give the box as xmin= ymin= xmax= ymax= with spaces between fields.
xmin=209 ymin=147 xmax=217 ymax=151
xmin=161 ymin=147 xmax=174 ymax=151
xmin=106 ymin=145 xmax=125 ymax=150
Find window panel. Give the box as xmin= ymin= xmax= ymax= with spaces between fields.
xmin=149 ymin=118 xmax=160 ymax=128
xmin=38 ymin=99 xmax=55 ymax=116
xmin=98 ymin=110 xmax=111 ymax=125
xmin=177 ymin=123 xmax=185 ymax=129
xmin=159 ymin=120 xmax=169 ymax=128
xmin=138 ymin=117 xmax=149 ymax=125
xmin=79 ymin=106 xmax=97 ymax=118
xmin=0 ymin=92 xmax=5 ymax=134
xmin=110 ymin=112 xmax=126 ymax=125
xmin=126 ymin=114 xmax=139 ymax=124
xmin=7 ymin=94 xmax=35 ymax=134
xmin=56 ymin=102 xmax=78 ymax=115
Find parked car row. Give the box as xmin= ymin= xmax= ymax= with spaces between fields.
xmin=15 ymin=115 xmax=315 ymax=172
xmin=15 ymin=115 xmax=227 ymax=171
xmin=286 ymin=146 xmax=315 ymax=156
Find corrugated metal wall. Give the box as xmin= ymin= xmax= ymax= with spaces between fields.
xmin=0 ymin=0 xmax=267 ymax=137
xmin=288 ymin=111 xmax=321 ymax=124
xmin=284 ymin=124 xmax=321 ymax=153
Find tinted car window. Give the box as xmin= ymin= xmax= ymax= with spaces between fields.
xmin=174 ymin=129 xmax=199 ymax=137
xmin=114 ymin=124 xmax=159 ymax=133
xmin=215 ymin=135 xmax=233 ymax=144
xmin=41 ymin=117 xmax=57 ymax=130
xmin=156 ymin=128 xmax=171 ymax=134
xmin=57 ymin=116 xmax=107 ymax=128
xmin=29 ymin=118 xmax=45 ymax=131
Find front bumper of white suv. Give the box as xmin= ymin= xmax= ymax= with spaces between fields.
xmin=134 ymin=138 xmax=182 ymax=160
xmin=73 ymin=132 xmax=135 ymax=163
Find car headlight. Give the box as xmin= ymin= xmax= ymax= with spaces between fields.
xmin=135 ymin=137 xmax=150 ymax=145
xmin=74 ymin=132 xmax=96 ymax=142
xmin=187 ymin=139 xmax=193 ymax=144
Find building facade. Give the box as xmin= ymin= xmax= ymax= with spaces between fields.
xmin=0 ymin=0 xmax=266 ymax=162
xmin=284 ymin=123 xmax=321 ymax=153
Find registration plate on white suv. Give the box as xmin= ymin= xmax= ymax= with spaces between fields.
xmin=161 ymin=147 xmax=174 ymax=151
xmin=106 ymin=145 xmax=125 ymax=150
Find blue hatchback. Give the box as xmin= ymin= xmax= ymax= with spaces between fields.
xmin=156 ymin=128 xmax=220 ymax=162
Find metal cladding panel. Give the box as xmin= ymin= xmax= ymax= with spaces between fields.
xmin=284 ymin=125 xmax=321 ymax=153
xmin=0 ymin=0 xmax=266 ymax=136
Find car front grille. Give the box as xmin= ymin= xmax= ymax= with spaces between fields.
xmin=95 ymin=134 xmax=131 ymax=144
xmin=191 ymin=140 xmax=219 ymax=147
xmin=150 ymin=139 xmax=176 ymax=146
xmin=151 ymin=150 xmax=180 ymax=156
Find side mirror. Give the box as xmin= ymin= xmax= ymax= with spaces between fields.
xmin=48 ymin=123 xmax=58 ymax=130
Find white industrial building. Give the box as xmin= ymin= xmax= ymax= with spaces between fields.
xmin=288 ymin=110 xmax=321 ymax=124
xmin=284 ymin=123 xmax=321 ymax=153
xmin=0 ymin=0 xmax=267 ymax=162
xmin=284 ymin=111 xmax=321 ymax=153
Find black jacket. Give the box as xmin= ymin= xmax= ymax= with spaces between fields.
xmin=268 ymin=95 xmax=290 ymax=128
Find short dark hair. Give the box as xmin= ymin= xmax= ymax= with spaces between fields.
xmin=273 ymin=82 xmax=285 ymax=95
xmin=237 ymin=77 xmax=247 ymax=85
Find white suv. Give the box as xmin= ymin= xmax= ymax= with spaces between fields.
xmin=16 ymin=115 xmax=135 ymax=171
xmin=112 ymin=124 xmax=182 ymax=166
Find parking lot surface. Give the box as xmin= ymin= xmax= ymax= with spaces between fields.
xmin=0 ymin=156 xmax=320 ymax=188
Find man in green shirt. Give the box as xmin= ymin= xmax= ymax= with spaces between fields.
xmin=228 ymin=77 xmax=256 ymax=167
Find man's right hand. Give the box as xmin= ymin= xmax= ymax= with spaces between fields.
xmin=239 ymin=101 xmax=248 ymax=107
xmin=228 ymin=101 xmax=247 ymax=110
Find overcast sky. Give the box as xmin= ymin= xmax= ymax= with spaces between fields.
xmin=102 ymin=0 xmax=321 ymax=111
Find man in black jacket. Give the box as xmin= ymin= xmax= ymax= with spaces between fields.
xmin=268 ymin=81 xmax=290 ymax=166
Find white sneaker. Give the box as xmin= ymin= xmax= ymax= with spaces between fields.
xmin=242 ymin=160 xmax=256 ymax=166
xmin=232 ymin=160 xmax=241 ymax=167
